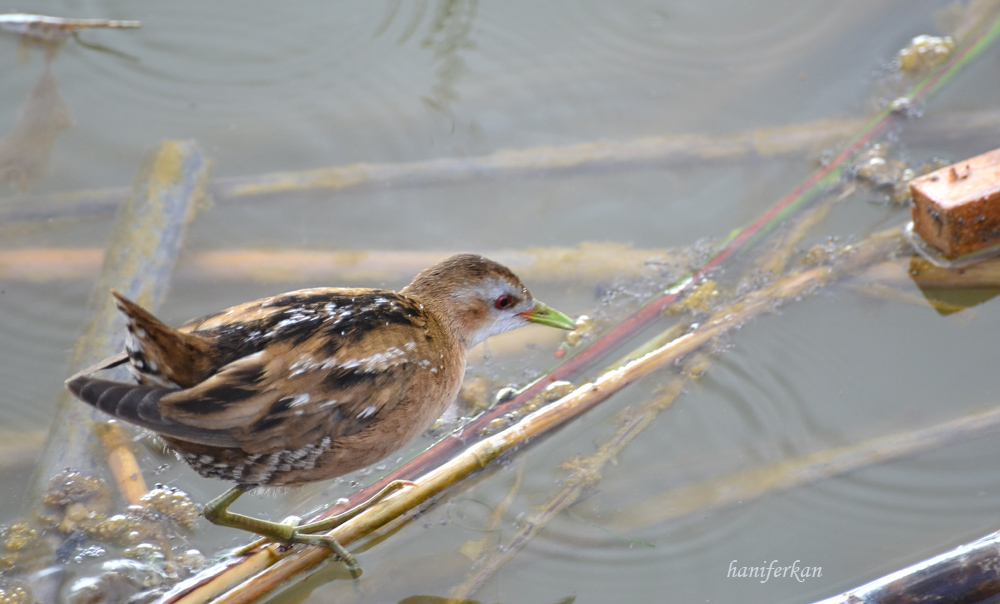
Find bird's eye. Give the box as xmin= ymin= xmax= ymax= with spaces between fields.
xmin=495 ymin=294 xmax=514 ymax=310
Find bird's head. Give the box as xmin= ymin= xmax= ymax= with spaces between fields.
xmin=402 ymin=254 xmax=575 ymax=349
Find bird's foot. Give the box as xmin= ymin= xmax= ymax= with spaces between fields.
xmin=284 ymin=530 xmax=362 ymax=578
xmin=211 ymin=480 xmax=417 ymax=578
xmin=293 ymin=479 xmax=417 ymax=536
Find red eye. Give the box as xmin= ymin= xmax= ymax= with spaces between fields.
xmin=495 ymin=294 xmax=513 ymax=309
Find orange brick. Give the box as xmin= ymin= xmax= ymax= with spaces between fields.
xmin=909 ymin=147 xmax=1000 ymax=257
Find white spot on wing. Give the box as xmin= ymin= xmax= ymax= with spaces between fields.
xmin=288 ymin=393 xmax=311 ymax=407
xmin=339 ymin=347 xmax=409 ymax=372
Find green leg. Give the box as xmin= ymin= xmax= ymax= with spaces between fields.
xmin=294 ymin=479 xmax=415 ymax=535
xmin=203 ymin=486 xmax=362 ymax=578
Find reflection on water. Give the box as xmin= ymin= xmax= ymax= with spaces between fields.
xmin=0 ymin=13 xmax=141 ymax=192
xmin=2 ymin=1 xmax=1000 ymax=603
xmin=419 ymin=0 xmax=478 ymax=115
xmin=0 ymin=63 xmax=72 ymax=191
xmin=378 ymin=0 xmax=479 ymax=116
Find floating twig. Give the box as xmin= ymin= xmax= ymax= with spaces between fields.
xmin=0 ymin=14 xmax=140 ymax=42
xmin=0 ymin=13 xmax=141 ymax=60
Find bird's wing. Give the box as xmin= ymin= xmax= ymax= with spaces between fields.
xmin=159 ymin=293 xmax=447 ymax=454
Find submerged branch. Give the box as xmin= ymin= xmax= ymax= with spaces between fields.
xmin=611 ymin=404 xmax=1000 ymax=533
xmin=0 ymin=119 xmax=858 ymax=223
xmin=18 ymin=140 xmax=208 ymax=602
xmin=861 ymin=255 xmax=1000 ymax=290
xmin=456 ymin=394 xmax=1000 ymax=597
xmin=94 ymin=421 xmax=149 ymax=506
xmin=31 ymin=140 xmax=209 ymax=500
xmin=7 ymin=108 xmax=1000 ymax=225
xmin=845 ymin=282 xmax=973 ymax=314
xmin=0 ymin=244 xmax=690 ymax=285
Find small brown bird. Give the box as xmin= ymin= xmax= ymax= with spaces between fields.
xmin=66 ymin=253 xmax=574 ymax=575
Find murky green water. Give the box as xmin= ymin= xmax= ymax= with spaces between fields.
xmin=3 ymin=1 xmax=1000 ymax=602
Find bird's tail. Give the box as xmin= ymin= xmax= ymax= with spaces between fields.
xmin=110 ymin=290 xmax=215 ymax=388
xmin=66 ymin=375 xmax=236 ymax=448
xmin=66 ymin=375 xmax=171 ymax=429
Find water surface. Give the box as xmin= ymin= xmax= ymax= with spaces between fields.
xmin=2 ymin=1 xmax=999 ymax=602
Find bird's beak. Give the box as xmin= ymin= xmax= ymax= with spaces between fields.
xmin=519 ymin=301 xmax=576 ymax=330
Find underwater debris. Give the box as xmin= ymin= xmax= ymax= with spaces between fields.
xmin=850 ymin=143 xmax=915 ymax=203
xmin=563 ymin=315 xmax=595 ymax=347
xmin=898 ymin=34 xmax=955 ymax=72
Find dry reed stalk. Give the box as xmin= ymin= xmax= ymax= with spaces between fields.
xmin=208 ymin=123 xmax=854 ymax=199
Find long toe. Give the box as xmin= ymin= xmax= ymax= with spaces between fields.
xmin=293 ymin=531 xmax=362 ymax=579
